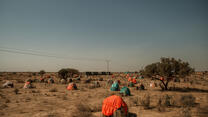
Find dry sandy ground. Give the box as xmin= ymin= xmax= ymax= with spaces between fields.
xmin=0 ymin=72 xmax=208 ymax=117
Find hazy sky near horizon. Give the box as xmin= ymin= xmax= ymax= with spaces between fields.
xmin=0 ymin=0 xmax=207 ymax=72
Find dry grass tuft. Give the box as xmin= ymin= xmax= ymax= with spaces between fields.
xmin=180 ymin=94 xmax=195 ymax=107
xmin=140 ymin=94 xmax=150 ymax=109
xmin=49 ymin=88 xmax=58 ymax=92
xmin=197 ymin=105 xmax=208 ymax=117
xmin=71 ymin=103 xmax=94 ymax=117
xmin=90 ymin=102 xmax=102 ymax=112
xmin=179 ymin=108 xmax=191 ymax=117
xmin=14 ymin=88 xmax=19 ymax=94
xmin=129 ymin=96 xmax=139 ymax=107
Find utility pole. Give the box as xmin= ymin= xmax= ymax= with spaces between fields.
xmin=106 ymin=59 xmax=110 ymax=79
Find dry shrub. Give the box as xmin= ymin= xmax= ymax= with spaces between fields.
xmin=16 ymin=79 xmax=24 ymax=83
xmin=157 ymin=98 xmax=165 ymax=112
xmin=0 ymin=104 xmax=8 ymax=110
xmin=5 ymin=99 xmax=10 ymax=103
xmin=90 ymin=102 xmax=102 ymax=112
xmin=60 ymin=94 xmax=68 ymax=100
xmin=180 ymin=108 xmax=191 ymax=117
xmin=180 ymin=94 xmax=195 ymax=107
xmin=14 ymin=88 xmax=19 ymax=94
xmin=88 ymin=82 xmax=100 ymax=89
xmin=31 ymin=90 xmax=40 ymax=93
xmin=84 ymin=79 xmax=91 ymax=83
xmin=62 ymin=96 xmax=68 ymax=100
xmin=49 ymin=88 xmax=57 ymax=92
xmin=72 ymin=103 xmax=94 ymax=117
xmin=25 ymin=97 xmax=31 ymax=102
xmin=163 ymin=94 xmax=172 ymax=107
xmin=140 ymin=94 xmax=150 ymax=109
xmin=88 ymin=85 xmax=96 ymax=89
xmin=156 ymin=94 xmax=174 ymax=112
xmin=45 ymin=111 xmax=59 ymax=117
xmin=197 ymin=105 xmax=208 ymax=117
xmin=129 ymin=96 xmax=139 ymax=107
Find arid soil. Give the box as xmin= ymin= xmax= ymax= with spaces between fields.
xmin=0 ymin=72 xmax=208 ymax=117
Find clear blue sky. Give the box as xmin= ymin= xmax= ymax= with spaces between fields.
xmin=0 ymin=0 xmax=207 ymax=72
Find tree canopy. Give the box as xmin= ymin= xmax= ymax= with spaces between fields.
xmin=143 ymin=57 xmax=194 ymax=78
xmin=58 ymin=68 xmax=79 ymax=80
xmin=142 ymin=57 xmax=194 ymax=90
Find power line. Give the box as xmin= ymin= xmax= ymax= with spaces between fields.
xmin=0 ymin=47 xmax=105 ymax=62
xmin=0 ymin=47 xmax=111 ymax=71
xmin=0 ymin=46 xmax=54 ymax=55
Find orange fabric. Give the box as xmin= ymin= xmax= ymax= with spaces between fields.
xmin=67 ymin=83 xmax=75 ymax=90
xmin=40 ymin=77 xmax=44 ymax=81
xmin=131 ymin=78 xmax=137 ymax=84
xmin=67 ymin=84 xmax=73 ymax=90
xmin=160 ymin=77 xmax=164 ymax=81
xmin=128 ymin=77 xmax=132 ymax=81
xmin=102 ymin=95 xmax=128 ymax=116
xmin=24 ymin=82 xmax=30 ymax=88
xmin=150 ymin=83 xmax=155 ymax=88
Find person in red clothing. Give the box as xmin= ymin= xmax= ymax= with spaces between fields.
xmin=128 ymin=77 xmax=132 ymax=82
xmin=67 ymin=83 xmax=77 ymax=90
xmin=102 ymin=95 xmax=128 ymax=117
xmin=131 ymin=78 xmax=137 ymax=84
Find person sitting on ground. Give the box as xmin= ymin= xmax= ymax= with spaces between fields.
xmin=102 ymin=95 xmax=128 ymax=117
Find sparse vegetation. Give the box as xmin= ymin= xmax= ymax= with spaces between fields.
xmin=197 ymin=105 xmax=208 ymax=117
xmin=72 ymin=103 xmax=94 ymax=117
xmin=0 ymin=71 xmax=207 ymax=117
xmin=157 ymin=94 xmax=174 ymax=112
xmin=129 ymin=96 xmax=139 ymax=107
xmin=14 ymin=88 xmax=19 ymax=94
xmin=58 ymin=68 xmax=79 ymax=80
xmin=39 ymin=70 xmax=46 ymax=77
xmin=180 ymin=108 xmax=191 ymax=117
xmin=140 ymin=94 xmax=150 ymax=109
xmin=142 ymin=57 xmax=194 ymax=90
xmin=49 ymin=88 xmax=58 ymax=92
xmin=90 ymin=102 xmax=102 ymax=112
xmin=180 ymin=94 xmax=195 ymax=107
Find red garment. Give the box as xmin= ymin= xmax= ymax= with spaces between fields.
xmin=102 ymin=95 xmax=128 ymax=116
xmin=128 ymin=77 xmax=132 ymax=82
xmin=117 ymin=80 xmax=120 ymax=84
xmin=131 ymin=78 xmax=137 ymax=84
xmin=23 ymin=82 xmax=31 ymax=88
xmin=67 ymin=83 xmax=76 ymax=90
xmin=67 ymin=84 xmax=73 ymax=90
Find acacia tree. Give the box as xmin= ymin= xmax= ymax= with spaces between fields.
xmin=58 ymin=68 xmax=79 ymax=80
xmin=39 ymin=70 xmax=46 ymax=77
xmin=143 ymin=57 xmax=194 ymax=90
